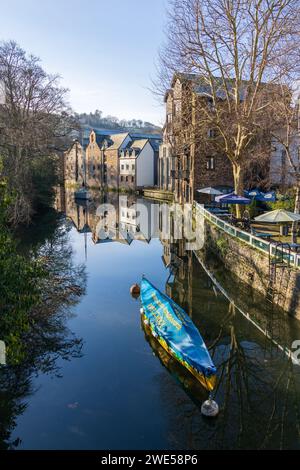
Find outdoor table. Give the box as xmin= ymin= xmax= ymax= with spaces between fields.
xmin=286 ymin=243 xmax=300 ymax=253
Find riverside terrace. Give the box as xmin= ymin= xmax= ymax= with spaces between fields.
xmin=195 ymin=203 xmax=300 ymax=267
xmin=194 ymin=202 xmax=300 ymax=318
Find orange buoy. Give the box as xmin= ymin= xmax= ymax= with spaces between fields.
xmin=130 ymin=283 xmax=140 ymax=298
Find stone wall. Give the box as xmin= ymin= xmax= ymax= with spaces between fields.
xmin=86 ymin=139 xmax=102 ymax=188
xmin=202 ymin=220 xmax=300 ymax=319
xmin=104 ymin=149 xmax=119 ymax=190
xmin=64 ymin=141 xmax=85 ymax=187
xmin=194 ymin=149 xmax=234 ymax=190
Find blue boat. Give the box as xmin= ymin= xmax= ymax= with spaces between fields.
xmin=140 ymin=277 xmax=217 ymax=391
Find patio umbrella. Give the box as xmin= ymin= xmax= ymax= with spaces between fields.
xmin=254 ymin=209 xmax=300 ymax=223
xmin=215 ymin=192 xmax=251 ymax=205
xmin=197 ymin=187 xmax=223 ymax=195
xmin=245 ymin=188 xmax=261 ymax=197
xmin=254 ymin=209 xmax=300 ymax=239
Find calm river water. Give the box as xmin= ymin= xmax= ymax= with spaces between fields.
xmin=2 ymin=191 xmax=300 ymax=450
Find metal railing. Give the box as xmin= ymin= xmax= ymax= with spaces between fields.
xmin=194 ymin=202 xmax=299 ymax=269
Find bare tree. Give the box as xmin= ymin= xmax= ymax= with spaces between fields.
xmin=270 ymin=90 xmax=300 ymax=207
xmin=0 ymin=41 xmax=75 ymax=225
xmin=157 ymin=0 xmax=300 ymax=216
xmin=269 ymin=89 xmax=300 ymax=240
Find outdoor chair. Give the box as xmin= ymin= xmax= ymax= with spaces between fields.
xmin=242 ymin=219 xmax=252 ymax=231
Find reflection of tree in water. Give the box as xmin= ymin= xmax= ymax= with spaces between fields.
xmin=209 ymin=304 xmax=300 ymax=449
xmin=156 ymin=254 xmax=300 ymax=450
xmin=0 ymin=218 xmax=87 ymax=449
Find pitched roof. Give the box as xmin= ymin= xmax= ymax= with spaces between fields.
xmin=129 ymin=138 xmax=148 ymax=150
xmin=104 ymin=132 xmax=130 ymax=150
xmin=148 ymin=138 xmax=161 ymax=152
xmin=171 ymin=72 xmax=276 ymax=101
xmin=121 ymin=138 xmax=151 ymax=158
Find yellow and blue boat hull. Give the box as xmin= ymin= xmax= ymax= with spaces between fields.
xmin=140 ymin=277 xmax=217 ymax=392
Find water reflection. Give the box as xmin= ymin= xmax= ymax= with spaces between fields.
xmin=0 ymin=214 xmax=87 ymax=449
xmin=61 ymin=190 xmax=300 ymax=449
xmin=3 ymin=189 xmax=300 ymax=449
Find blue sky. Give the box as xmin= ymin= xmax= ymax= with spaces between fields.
xmin=1 ymin=0 xmax=167 ymax=125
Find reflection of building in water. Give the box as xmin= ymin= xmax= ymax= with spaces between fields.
xmin=64 ymin=190 xmax=160 ymax=247
xmin=154 ymin=241 xmax=300 ymax=449
xmin=53 ymin=185 xmax=66 ymax=213
xmin=159 ymin=211 xmax=193 ymax=317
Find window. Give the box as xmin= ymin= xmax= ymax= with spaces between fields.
xmin=120 ymin=176 xmax=124 ymax=182
xmin=126 ymin=176 xmax=129 ymax=182
xmin=206 ymin=156 xmax=215 ymax=170
xmin=208 ymin=129 xmax=216 ymax=138
xmin=126 ymin=164 xmax=129 ymax=170
xmin=163 ymin=147 xmax=166 ymax=158
xmin=121 ymin=164 xmax=124 ymax=170
xmin=132 ymin=176 xmax=135 ymax=182
xmin=132 ymin=164 xmax=135 ymax=171
xmin=167 ymin=113 xmax=172 ymax=123
xmin=174 ymin=102 xmax=180 ymax=115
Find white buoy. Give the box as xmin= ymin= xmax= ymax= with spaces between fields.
xmin=140 ymin=308 xmax=144 ymax=315
xmin=201 ymin=398 xmax=219 ymax=417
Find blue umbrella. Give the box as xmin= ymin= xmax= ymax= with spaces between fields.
xmin=244 ymin=189 xmax=276 ymax=202
xmin=260 ymin=191 xmax=276 ymax=202
xmin=215 ymin=192 xmax=251 ymax=205
xmin=245 ymin=188 xmax=260 ymax=196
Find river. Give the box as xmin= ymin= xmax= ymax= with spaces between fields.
xmin=1 ymin=190 xmax=300 ymax=450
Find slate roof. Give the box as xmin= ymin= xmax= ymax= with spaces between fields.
xmin=121 ymin=139 xmax=148 ymax=158
xmin=128 ymin=139 xmax=148 ymax=150
xmin=172 ymin=72 xmax=255 ymax=101
xmin=102 ymin=132 xmax=129 ymax=150
xmin=148 ymin=138 xmax=161 ymax=152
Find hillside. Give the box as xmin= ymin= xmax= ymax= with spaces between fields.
xmin=76 ymin=110 xmax=162 ymax=135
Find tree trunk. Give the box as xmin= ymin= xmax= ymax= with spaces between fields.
xmin=233 ymin=163 xmax=244 ymax=219
xmin=292 ymin=184 xmax=300 ymax=243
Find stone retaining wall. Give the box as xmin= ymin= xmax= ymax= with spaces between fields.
xmin=203 ymin=220 xmax=300 ymax=319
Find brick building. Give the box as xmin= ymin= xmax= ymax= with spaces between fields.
xmin=159 ymin=73 xmax=234 ymax=203
xmin=65 ymin=129 xmax=161 ymax=191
